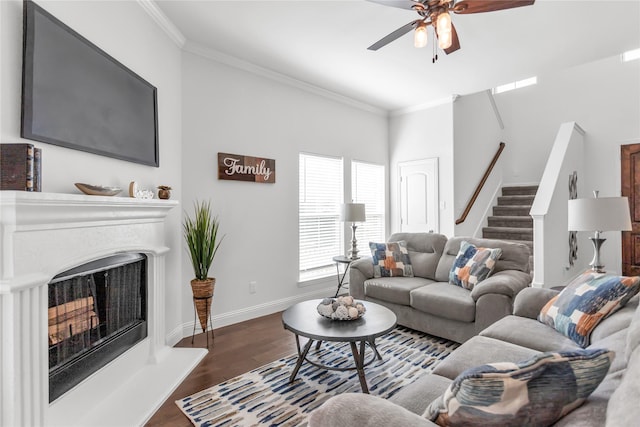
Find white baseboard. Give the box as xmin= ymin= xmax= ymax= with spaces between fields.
xmin=166 ymin=324 xmax=186 ymax=347
xmin=176 ymin=286 xmax=336 ymax=339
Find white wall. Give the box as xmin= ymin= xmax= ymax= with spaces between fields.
xmin=180 ymin=50 xmax=388 ymax=330
xmin=0 ymin=0 xmax=184 ymax=343
xmin=452 ymin=91 xmax=503 ymax=237
xmin=494 ymin=54 xmax=640 ymax=276
xmin=496 ymin=55 xmax=640 ymax=192
xmin=389 ymin=102 xmax=455 ymax=237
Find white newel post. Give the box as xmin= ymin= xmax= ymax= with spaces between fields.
xmin=0 ymin=192 xmax=206 ymax=427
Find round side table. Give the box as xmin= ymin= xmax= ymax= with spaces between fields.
xmin=332 ymin=255 xmax=357 ymax=297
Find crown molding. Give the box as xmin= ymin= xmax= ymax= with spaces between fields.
xmin=183 ymin=41 xmax=387 ymax=117
xmin=136 ymin=0 xmax=186 ymax=48
xmin=390 ymin=95 xmax=456 ymax=117
xmin=485 ymin=90 xmax=505 ymax=130
xmin=136 ymin=1 xmax=385 ymax=116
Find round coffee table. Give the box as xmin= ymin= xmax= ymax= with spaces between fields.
xmin=282 ymin=299 xmax=397 ymax=393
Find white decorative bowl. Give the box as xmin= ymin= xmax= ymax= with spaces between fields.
xmin=75 ymin=183 xmax=122 ymax=196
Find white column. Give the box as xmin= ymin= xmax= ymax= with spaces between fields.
xmin=147 ymin=248 xmax=170 ymax=363
xmin=1 ymin=277 xmax=49 ymax=427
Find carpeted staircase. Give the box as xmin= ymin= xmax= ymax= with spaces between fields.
xmin=482 ymin=185 xmax=538 ymax=251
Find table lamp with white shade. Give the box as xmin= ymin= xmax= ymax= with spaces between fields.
xmin=341 ymin=203 xmax=366 ymax=260
xmin=568 ymin=191 xmax=632 ymax=272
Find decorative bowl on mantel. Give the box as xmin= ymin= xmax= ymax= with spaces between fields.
xmin=317 ymin=296 xmax=366 ymax=321
xmin=74 ymin=183 xmax=122 ymax=196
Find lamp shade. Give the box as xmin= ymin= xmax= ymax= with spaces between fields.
xmin=568 ymin=197 xmax=632 ymax=231
xmin=414 ymin=22 xmax=427 ymax=48
xmin=341 ymin=203 xmax=366 ymax=223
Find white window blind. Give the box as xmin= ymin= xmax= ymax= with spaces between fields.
xmin=299 ymin=153 xmax=343 ymax=281
xmin=352 ymin=161 xmax=385 ymax=247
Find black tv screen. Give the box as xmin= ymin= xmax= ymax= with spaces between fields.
xmin=21 ymin=0 xmax=159 ymax=167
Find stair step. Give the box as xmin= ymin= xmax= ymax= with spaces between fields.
xmin=502 ymin=185 xmax=539 ymax=196
xmin=497 ymin=195 xmax=535 ymax=206
xmin=493 ymin=205 xmax=531 ymax=217
xmin=483 ymin=227 xmax=533 ymax=241
xmin=488 ymin=216 xmax=533 ymax=228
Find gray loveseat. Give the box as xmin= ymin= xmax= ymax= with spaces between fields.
xmin=349 ymin=232 xmax=532 ymax=343
xmin=309 ymin=287 xmax=640 ymax=426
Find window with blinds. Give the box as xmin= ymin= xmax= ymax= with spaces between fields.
xmin=352 ymin=161 xmax=385 ymax=246
xmin=299 ymin=153 xmax=344 ymax=281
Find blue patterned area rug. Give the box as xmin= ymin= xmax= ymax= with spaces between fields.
xmin=176 ymin=326 xmax=458 ymax=427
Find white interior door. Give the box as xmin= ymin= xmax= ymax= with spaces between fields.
xmin=399 ymin=158 xmax=439 ymax=233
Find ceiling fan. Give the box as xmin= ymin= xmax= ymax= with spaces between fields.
xmin=368 ymin=0 xmax=535 ymax=55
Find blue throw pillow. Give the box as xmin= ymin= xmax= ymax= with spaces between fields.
xmin=369 ymin=241 xmax=413 ymax=278
xmin=449 ymin=241 xmax=502 ymax=290
xmin=539 ymin=271 xmax=640 ymax=348
xmin=425 ymin=348 xmax=613 ymax=427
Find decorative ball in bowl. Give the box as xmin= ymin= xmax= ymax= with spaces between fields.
xmin=317 ymin=296 xmax=366 ymax=321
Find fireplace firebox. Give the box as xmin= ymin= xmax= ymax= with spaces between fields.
xmin=48 ymin=253 xmax=148 ymax=402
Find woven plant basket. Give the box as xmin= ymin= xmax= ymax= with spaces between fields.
xmin=191 ymin=278 xmax=215 ymax=332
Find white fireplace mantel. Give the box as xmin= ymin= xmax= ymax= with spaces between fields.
xmin=0 ymin=191 xmax=206 ymax=427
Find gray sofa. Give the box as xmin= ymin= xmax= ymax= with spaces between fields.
xmin=349 ymin=232 xmax=532 ymax=343
xmin=309 ymin=287 xmax=640 ymax=426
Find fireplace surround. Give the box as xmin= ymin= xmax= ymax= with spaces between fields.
xmin=0 ymin=191 xmax=207 ymax=426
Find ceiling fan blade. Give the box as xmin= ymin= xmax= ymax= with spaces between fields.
xmin=453 ymin=0 xmax=534 ymax=14
xmin=443 ymin=23 xmax=460 ymax=54
xmin=368 ymin=19 xmax=422 ymax=51
xmin=366 ymin=0 xmax=422 ymax=11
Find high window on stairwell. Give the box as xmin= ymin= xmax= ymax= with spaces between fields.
xmin=623 ymin=48 xmax=640 ymax=62
xmin=492 ymin=76 xmax=537 ymax=94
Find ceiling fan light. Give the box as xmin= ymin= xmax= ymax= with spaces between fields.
xmin=436 ymin=12 xmax=452 ymax=36
xmin=438 ymin=30 xmax=452 ymax=50
xmin=414 ymin=23 xmax=428 ymax=48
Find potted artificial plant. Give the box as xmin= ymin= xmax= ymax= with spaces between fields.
xmin=184 ymin=200 xmax=224 ymax=333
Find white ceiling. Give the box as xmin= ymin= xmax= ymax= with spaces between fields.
xmin=155 ymin=0 xmax=640 ymax=112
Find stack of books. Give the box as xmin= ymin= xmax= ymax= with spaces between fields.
xmin=0 ymin=143 xmax=42 ymax=191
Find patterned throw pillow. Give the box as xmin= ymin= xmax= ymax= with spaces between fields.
xmin=449 ymin=241 xmax=502 ymax=290
xmin=369 ymin=241 xmax=413 ymax=278
xmin=538 ymin=271 xmax=640 ymax=348
xmin=424 ymin=349 xmax=613 ymax=427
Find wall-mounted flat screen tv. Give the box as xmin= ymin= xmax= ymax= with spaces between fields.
xmin=21 ymin=0 xmax=159 ymax=167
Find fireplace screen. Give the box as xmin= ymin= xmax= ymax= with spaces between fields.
xmin=48 ymin=253 xmax=147 ymax=402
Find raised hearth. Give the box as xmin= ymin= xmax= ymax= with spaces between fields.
xmin=0 ymin=192 xmax=206 ymax=427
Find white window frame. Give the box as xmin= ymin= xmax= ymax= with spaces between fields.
xmin=351 ymin=160 xmax=386 ymax=250
xmin=299 ymin=153 xmax=344 ymax=282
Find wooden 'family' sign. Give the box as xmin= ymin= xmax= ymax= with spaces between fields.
xmin=218 ymin=152 xmax=276 ymax=183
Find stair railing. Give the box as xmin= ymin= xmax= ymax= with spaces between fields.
xmin=455 ymin=142 xmax=506 ymax=225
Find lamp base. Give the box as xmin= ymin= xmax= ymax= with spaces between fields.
xmin=589 ymin=236 xmax=606 ymax=273
xmin=349 ymin=223 xmax=360 ymax=260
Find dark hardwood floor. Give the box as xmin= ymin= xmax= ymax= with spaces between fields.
xmin=145 ymin=312 xmax=298 ymax=426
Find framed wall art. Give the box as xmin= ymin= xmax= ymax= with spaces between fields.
xmin=218 ymin=152 xmax=275 ymax=184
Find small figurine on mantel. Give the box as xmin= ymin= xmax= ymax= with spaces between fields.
xmin=128 ymin=181 xmax=154 ymax=199
xmin=157 ymin=185 xmax=172 ymax=200
xmin=128 ymin=181 xmax=138 ymax=197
